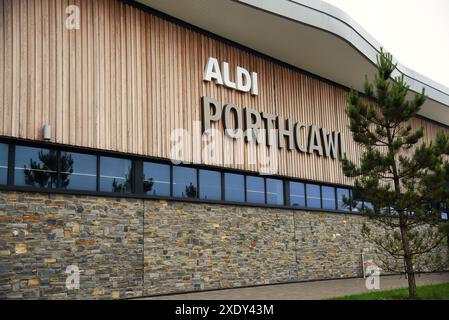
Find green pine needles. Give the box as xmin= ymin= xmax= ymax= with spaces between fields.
xmin=342 ymin=49 xmax=449 ymax=299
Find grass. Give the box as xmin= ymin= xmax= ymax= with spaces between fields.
xmin=331 ymin=282 xmax=449 ymax=300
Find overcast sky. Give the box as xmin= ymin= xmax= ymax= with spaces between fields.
xmin=323 ymin=0 xmax=449 ymax=89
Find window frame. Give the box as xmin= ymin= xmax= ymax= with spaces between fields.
xmin=223 ymin=172 xmax=246 ymax=203
xmin=142 ymin=161 xmax=172 ymax=197
xmin=0 ymin=143 xmax=9 ymax=185
xmin=246 ymin=175 xmax=266 ymax=205
xmin=13 ymin=144 xmax=59 ymax=189
xmin=0 ymin=138 xmax=384 ymax=215
xmin=98 ymin=155 xmax=134 ymax=194
xmin=198 ymin=169 xmax=222 ymax=201
xmin=172 ymin=165 xmax=199 ymax=199
xmin=59 ymin=150 xmax=98 ymax=192
xmin=321 ymin=185 xmax=336 ymax=211
xmin=306 ymin=183 xmax=322 ymax=209
xmin=288 ymin=181 xmax=306 ymax=208
xmin=266 ymin=178 xmax=285 ymax=206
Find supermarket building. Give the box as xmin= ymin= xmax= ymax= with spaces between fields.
xmin=0 ymin=0 xmax=448 ymax=299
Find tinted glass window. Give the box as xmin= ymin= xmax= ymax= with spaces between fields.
xmin=266 ymin=178 xmax=284 ymax=205
xmin=199 ymin=170 xmax=221 ymax=201
xmin=143 ymin=162 xmax=170 ymax=196
xmin=351 ymin=190 xmax=363 ymax=212
xmin=246 ymin=176 xmax=265 ymax=204
xmin=60 ymin=152 xmax=97 ymax=191
xmin=289 ymin=182 xmax=305 ymax=207
xmin=173 ymin=166 xmax=197 ymax=198
xmin=224 ymin=173 xmax=245 ymax=202
xmin=306 ymin=184 xmax=321 ymax=209
xmin=0 ymin=144 xmax=8 ymax=185
xmin=100 ymin=157 xmax=132 ymax=193
xmin=15 ymin=146 xmax=58 ymax=188
xmin=337 ymin=188 xmax=350 ymax=211
xmin=322 ymin=186 xmax=336 ymax=210
xmin=364 ymin=201 xmax=374 ymax=211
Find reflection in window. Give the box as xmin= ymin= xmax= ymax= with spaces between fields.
xmin=143 ymin=162 xmax=170 ymax=196
xmin=15 ymin=146 xmax=58 ymax=188
xmin=289 ymin=182 xmax=305 ymax=207
xmin=246 ymin=176 xmax=265 ymax=204
xmin=442 ymin=212 xmax=448 ymax=221
xmin=337 ymin=188 xmax=350 ymax=211
xmin=100 ymin=157 xmax=132 ymax=193
xmin=306 ymin=184 xmax=321 ymax=209
xmin=60 ymin=152 xmax=97 ymax=191
xmin=224 ymin=173 xmax=244 ymax=202
xmin=199 ymin=170 xmax=221 ymax=201
xmin=351 ymin=190 xmax=363 ymax=212
xmin=0 ymin=144 xmax=8 ymax=185
xmin=266 ymin=178 xmax=284 ymax=205
xmin=322 ymin=186 xmax=336 ymax=210
xmin=173 ymin=166 xmax=197 ymax=198
xmin=364 ymin=201 xmax=374 ymax=211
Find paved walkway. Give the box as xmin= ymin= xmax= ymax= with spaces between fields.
xmin=141 ymin=272 xmax=449 ymax=300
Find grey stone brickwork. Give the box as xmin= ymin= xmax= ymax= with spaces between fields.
xmin=0 ymin=192 xmax=143 ymax=299
xmin=0 ymin=191 xmax=445 ymax=299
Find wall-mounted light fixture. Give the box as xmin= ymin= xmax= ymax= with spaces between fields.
xmin=43 ymin=125 xmax=52 ymax=141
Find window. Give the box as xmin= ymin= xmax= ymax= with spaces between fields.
xmin=266 ymin=178 xmax=284 ymax=205
xmin=60 ymin=152 xmax=97 ymax=191
xmin=337 ymin=188 xmax=350 ymax=211
xmin=246 ymin=176 xmax=265 ymax=204
xmin=0 ymin=144 xmax=7 ymax=185
xmin=199 ymin=170 xmax=221 ymax=201
xmin=14 ymin=146 xmax=58 ymax=188
xmin=173 ymin=166 xmax=197 ymax=199
xmin=364 ymin=201 xmax=374 ymax=211
xmin=143 ymin=162 xmax=170 ymax=196
xmin=224 ymin=173 xmax=245 ymax=202
xmin=289 ymin=182 xmax=305 ymax=207
xmin=100 ymin=157 xmax=132 ymax=193
xmin=306 ymin=184 xmax=321 ymax=209
xmin=2 ymin=141 xmax=376 ymax=213
xmin=322 ymin=186 xmax=336 ymax=210
xmin=442 ymin=212 xmax=448 ymax=221
xmin=351 ymin=190 xmax=363 ymax=212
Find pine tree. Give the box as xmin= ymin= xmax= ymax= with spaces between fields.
xmin=342 ymin=49 xmax=449 ymax=299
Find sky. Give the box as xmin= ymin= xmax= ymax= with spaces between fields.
xmin=323 ymin=0 xmax=449 ymax=89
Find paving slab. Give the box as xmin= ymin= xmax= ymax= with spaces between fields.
xmin=139 ymin=272 xmax=449 ymax=300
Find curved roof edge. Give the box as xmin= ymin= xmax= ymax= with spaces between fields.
xmin=136 ymin=0 xmax=449 ymax=126
xmin=238 ymin=0 xmax=449 ymax=106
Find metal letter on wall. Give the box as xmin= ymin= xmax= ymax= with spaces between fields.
xmin=321 ymin=128 xmax=339 ymax=159
xmin=223 ymin=103 xmax=243 ymax=139
xmin=308 ymin=125 xmax=324 ymax=156
xmin=261 ymin=112 xmax=277 ymax=147
xmin=244 ymin=107 xmax=262 ymax=144
xmin=277 ymin=116 xmax=295 ymax=150
xmin=204 ymin=57 xmax=224 ymax=85
xmin=294 ymin=122 xmax=307 ymax=153
xmin=202 ymin=96 xmax=222 ymax=133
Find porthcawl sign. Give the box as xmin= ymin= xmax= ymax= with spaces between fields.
xmin=201 ymin=57 xmax=345 ymax=159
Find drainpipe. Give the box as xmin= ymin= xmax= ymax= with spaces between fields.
xmin=361 ymin=252 xmax=366 ymax=278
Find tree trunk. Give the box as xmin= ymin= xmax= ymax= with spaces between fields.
xmin=400 ymin=224 xmax=417 ymax=299
xmin=406 ymin=262 xmax=417 ymax=299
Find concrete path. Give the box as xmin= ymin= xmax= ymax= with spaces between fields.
xmin=141 ymin=272 xmax=449 ymax=300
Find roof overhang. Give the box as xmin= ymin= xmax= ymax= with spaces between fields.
xmin=135 ymin=0 xmax=449 ymax=127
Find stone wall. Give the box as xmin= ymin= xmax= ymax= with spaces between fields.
xmin=0 ymin=190 xmax=413 ymax=299
xmin=0 ymin=192 xmax=143 ymax=299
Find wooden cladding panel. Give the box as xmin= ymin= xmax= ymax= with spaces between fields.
xmin=0 ymin=0 xmax=448 ymax=185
